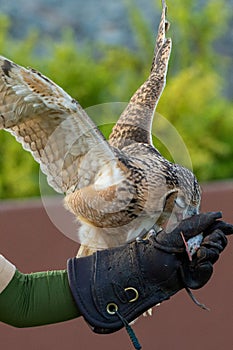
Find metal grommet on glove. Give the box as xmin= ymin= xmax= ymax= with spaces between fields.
xmin=106 ymin=303 xmax=118 ymax=315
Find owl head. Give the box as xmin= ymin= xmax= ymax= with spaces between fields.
xmin=156 ymin=164 xmax=201 ymax=232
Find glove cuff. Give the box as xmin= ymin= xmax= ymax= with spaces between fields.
xmin=0 ymin=255 xmax=16 ymax=293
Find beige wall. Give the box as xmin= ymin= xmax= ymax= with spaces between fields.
xmin=0 ymin=181 xmax=233 ymax=350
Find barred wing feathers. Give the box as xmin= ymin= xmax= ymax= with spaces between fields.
xmin=0 ymin=57 xmax=117 ymax=193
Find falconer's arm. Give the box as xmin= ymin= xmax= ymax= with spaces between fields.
xmin=0 ymin=255 xmax=80 ymax=327
xmin=0 ymin=213 xmax=231 ymax=330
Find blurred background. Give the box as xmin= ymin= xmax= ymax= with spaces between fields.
xmin=0 ymin=1 xmax=232 ymax=350
xmin=0 ymin=0 xmax=232 ymax=199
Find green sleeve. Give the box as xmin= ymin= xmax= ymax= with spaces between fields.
xmin=0 ymin=269 xmax=81 ymax=327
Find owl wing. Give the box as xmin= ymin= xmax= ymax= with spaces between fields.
xmin=0 ymin=57 xmax=117 ymax=193
xmin=109 ymin=0 xmax=171 ymax=149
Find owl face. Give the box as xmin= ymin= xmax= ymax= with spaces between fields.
xmin=156 ymin=176 xmax=201 ymax=233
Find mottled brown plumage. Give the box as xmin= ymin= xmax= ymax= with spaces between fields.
xmin=0 ymin=1 xmax=201 ymax=258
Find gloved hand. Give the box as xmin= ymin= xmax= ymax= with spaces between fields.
xmin=181 ymin=218 xmax=232 ymax=290
xmin=67 ymin=212 xmax=232 ymax=335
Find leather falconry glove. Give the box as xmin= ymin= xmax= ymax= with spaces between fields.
xmin=67 ymin=211 xmax=232 ymax=337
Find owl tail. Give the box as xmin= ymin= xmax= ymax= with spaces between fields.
xmin=109 ymin=0 xmax=171 ymax=149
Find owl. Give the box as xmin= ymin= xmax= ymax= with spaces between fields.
xmin=0 ymin=1 xmax=201 ymax=258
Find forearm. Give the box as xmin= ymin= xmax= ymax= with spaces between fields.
xmin=0 ymin=257 xmax=80 ymax=327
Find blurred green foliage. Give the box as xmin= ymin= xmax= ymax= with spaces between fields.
xmin=0 ymin=0 xmax=232 ymax=199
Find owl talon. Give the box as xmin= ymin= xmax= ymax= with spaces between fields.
xmin=136 ymin=236 xmax=149 ymax=244
xmin=136 ymin=227 xmax=157 ymax=244
xmin=143 ymin=308 xmax=153 ymax=317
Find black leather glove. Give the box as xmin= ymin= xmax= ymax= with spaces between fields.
xmin=181 ymin=218 xmax=232 ymax=290
xmin=67 ymin=212 xmax=232 ymax=335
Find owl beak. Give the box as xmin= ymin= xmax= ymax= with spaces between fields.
xmin=186 ymin=205 xmax=199 ymax=218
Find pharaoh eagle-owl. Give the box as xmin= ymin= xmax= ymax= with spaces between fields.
xmin=0 ymin=0 xmax=201 ymax=258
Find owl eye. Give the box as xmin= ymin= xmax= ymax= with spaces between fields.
xmin=174 ymin=196 xmax=186 ymax=209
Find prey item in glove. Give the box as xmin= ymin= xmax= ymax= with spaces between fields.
xmin=67 ymin=212 xmax=229 ymax=336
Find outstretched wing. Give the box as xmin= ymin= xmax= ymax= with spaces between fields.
xmin=0 ymin=57 xmax=116 ymax=193
xmin=109 ymin=0 xmax=171 ymax=149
